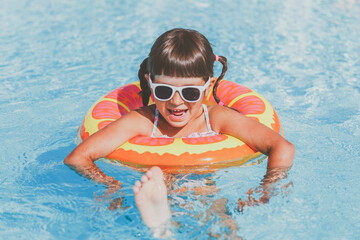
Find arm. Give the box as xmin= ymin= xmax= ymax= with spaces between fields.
xmin=64 ymin=110 xmax=151 ymax=188
xmin=212 ymin=106 xmax=295 ymax=169
xmin=211 ymin=106 xmax=295 ymax=208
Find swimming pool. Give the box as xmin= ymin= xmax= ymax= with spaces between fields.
xmin=1 ymin=0 xmax=359 ymax=239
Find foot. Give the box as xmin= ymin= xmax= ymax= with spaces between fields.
xmin=133 ymin=166 xmax=171 ymax=228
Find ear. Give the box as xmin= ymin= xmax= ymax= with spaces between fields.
xmin=145 ymin=74 xmax=151 ymax=88
xmin=205 ymin=77 xmax=217 ymax=96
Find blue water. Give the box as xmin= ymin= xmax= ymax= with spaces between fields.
xmin=1 ymin=0 xmax=359 ymax=239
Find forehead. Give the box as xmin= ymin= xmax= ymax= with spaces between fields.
xmin=154 ymin=75 xmax=205 ymax=86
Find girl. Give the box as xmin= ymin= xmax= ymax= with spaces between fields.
xmin=64 ymin=28 xmax=295 ymax=236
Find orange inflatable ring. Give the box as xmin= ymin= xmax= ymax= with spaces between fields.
xmin=78 ymin=80 xmax=281 ymax=173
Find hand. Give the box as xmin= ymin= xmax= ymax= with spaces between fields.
xmin=104 ymin=183 xmax=129 ymax=211
xmin=94 ymin=181 xmax=128 ymax=211
xmin=105 ymin=178 xmax=122 ymax=192
xmin=237 ymin=187 xmax=270 ymax=212
xmin=237 ymin=180 xmax=293 ymax=212
xmin=97 ymin=179 xmax=122 ymax=198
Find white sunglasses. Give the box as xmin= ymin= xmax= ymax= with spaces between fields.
xmin=148 ymin=74 xmax=211 ymax=103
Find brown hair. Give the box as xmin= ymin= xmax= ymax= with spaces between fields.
xmin=138 ymin=28 xmax=227 ymax=106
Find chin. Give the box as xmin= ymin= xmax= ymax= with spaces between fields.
xmin=167 ymin=119 xmax=188 ymax=128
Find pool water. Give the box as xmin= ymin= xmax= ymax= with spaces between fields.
xmin=1 ymin=0 xmax=359 ymax=239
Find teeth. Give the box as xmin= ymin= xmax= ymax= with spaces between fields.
xmin=170 ymin=109 xmax=186 ymax=116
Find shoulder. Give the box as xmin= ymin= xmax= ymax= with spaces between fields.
xmin=113 ymin=104 xmax=156 ymax=137
xmin=207 ymin=104 xmax=243 ymax=119
xmin=134 ymin=104 xmax=156 ymax=121
xmin=207 ymin=104 xmax=247 ymax=132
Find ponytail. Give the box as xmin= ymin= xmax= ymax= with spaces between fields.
xmin=138 ymin=57 xmax=151 ymax=106
xmin=212 ymin=56 xmax=228 ymax=104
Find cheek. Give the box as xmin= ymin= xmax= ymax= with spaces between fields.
xmin=189 ymin=101 xmax=203 ymax=112
xmin=154 ymin=100 xmax=165 ymax=109
xmin=154 ymin=101 xmax=171 ymax=115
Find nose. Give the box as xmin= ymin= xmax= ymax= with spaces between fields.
xmin=170 ymin=90 xmax=184 ymax=105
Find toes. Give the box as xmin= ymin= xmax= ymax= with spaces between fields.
xmin=147 ymin=166 xmax=164 ymax=180
xmin=150 ymin=166 xmax=162 ymax=174
xmin=136 ymin=167 xmax=164 ymax=191
xmin=135 ymin=180 xmax=142 ymax=187
xmin=141 ymin=174 xmax=149 ymax=184
xmin=133 ymin=181 xmax=142 ymax=194
xmin=146 ymin=169 xmax=153 ymax=179
xmin=133 ymin=186 xmax=139 ymax=194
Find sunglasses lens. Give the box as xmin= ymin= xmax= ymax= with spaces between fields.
xmin=182 ymin=88 xmax=201 ymax=101
xmin=155 ymin=86 xmax=173 ymax=100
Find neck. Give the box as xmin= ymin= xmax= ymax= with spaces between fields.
xmin=157 ymin=107 xmax=206 ymax=138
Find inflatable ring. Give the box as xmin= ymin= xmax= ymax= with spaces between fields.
xmin=78 ymin=80 xmax=281 ymax=173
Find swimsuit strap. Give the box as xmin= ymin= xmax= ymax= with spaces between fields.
xmin=151 ymin=108 xmax=160 ymax=138
xmin=202 ymin=104 xmax=213 ymax=132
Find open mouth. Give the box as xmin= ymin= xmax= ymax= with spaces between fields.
xmin=168 ymin=109 xmax=188 ymax=116
xmin=167 ymin=109 xmax=188 ymax=121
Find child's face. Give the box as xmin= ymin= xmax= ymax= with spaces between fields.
xmin=150 ymin=75 xmax=211 ymax=128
